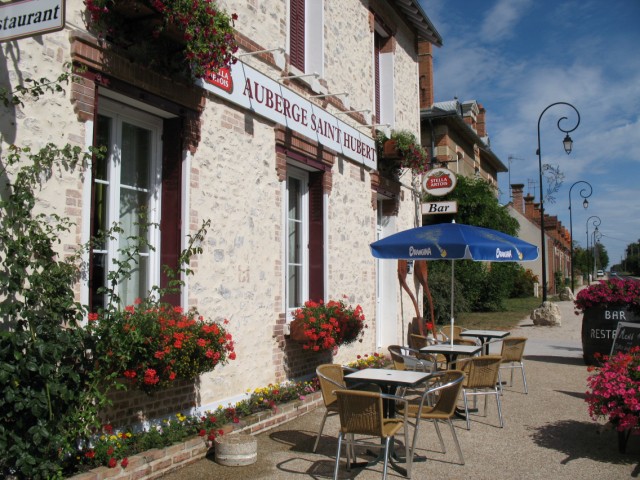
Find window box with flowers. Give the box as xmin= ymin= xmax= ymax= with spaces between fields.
xmin=87 ymin=298 xmax=236 ymax=394
xmin=575 ymin=278 xmax=640 ymax=365
xmin=375 ymin=129 xmax=430 ymax=179
xmin=289 ymin=299 xmax=367 ymax=353
xmin=84 ymin=0 xmax=239 ymax=80
xmin=586 ymin=346 xmax=640 ymax=453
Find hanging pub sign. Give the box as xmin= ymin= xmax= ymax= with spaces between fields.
xmin=422 ymin=167 xmax=457 ymax=196
xmin=0 ymin=0 xmax=65 ymax=42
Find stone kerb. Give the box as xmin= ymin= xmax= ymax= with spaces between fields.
xmin=68 ymin=391 xmax=322 ymax=480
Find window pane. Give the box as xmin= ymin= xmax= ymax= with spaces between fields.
xmin=288 ymin=264 xmax=301 ymax=309
xmin=121 ymin=122 xmax=151 ymax=190
xmin=119 ymin=255 xmax=148 ymax=306
xmin=91 ymin=251 xmax=107 ymax=309
xmin=95 ymin=115 xmax=111 ymax=181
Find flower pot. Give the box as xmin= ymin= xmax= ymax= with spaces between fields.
xmin=288 ymin=318 xmax=308 ymax=344
xmin=382 ymin=139 xmax=400 ymax=159
xmin=581 ymin=307 xmax=640 ymax=366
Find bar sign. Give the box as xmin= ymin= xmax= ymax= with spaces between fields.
xmin=421 ymin=201 xmax=458 ymax=215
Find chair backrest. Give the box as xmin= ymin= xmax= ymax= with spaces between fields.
xmin=335 ymin=389 xmax=384 ymax=437
xmin=460 ymin=355 xmax=502 ymax=389
xmin=439 ymin=325 xmax=465 ymax=341
xmin=409 ymin=333 xmax=427 ymax=349
xmin=501 ymin=337 xmax=527 ymax=362
xmin=316 ymin=364 xmax=346 ymax=407
xmin=429 ymin=370 xmax=465 ymax=417
xmin=388 ymin=345 xmax=407 ymax=371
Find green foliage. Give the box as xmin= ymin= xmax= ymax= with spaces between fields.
xmin=421 ymin=175 xmax=527 ymax=316
xmin=77 ymin=378 xmax=320 ymax=471
xmin=0 ymin=143 xmax=102 ymax=479
xmin=509 ymin=267 xmax=538 ymax=298
xmin=0 ymin=64 xmax=73 ymax=107
xmin=424 ymin=175 xmax=519 ymax=234
xmin=84 ymin=0 xmax=239 ymax=79
xmin=423 ymin=263 xmax=470 ymax=325
xmin=87 ymin=300 xmax=236 ymax=393
xmin=375 ymin=129 xmax=430 ymax=175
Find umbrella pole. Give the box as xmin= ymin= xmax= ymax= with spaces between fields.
xmin=450 ymin=260 xmax=454 ymax=346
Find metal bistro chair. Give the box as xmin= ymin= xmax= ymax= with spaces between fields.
xmin=454 ymin=355 xmax=504 ymax=430
xmin=397 ymin=370 xmax=466 ymax=465
xmin=409 ymin=334 xmax=447 ymax=370
xmin=388 ymin=345 xmax=437 ymax=373
xmin=314 ymin=364 xmax=353 ymax=453
xmin=333 ymin=389 xmax=410 ymax=480
xmin=498 ymin=337 xmax=528 ymax=394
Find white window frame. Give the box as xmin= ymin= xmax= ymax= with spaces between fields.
xmin=373 ymin=23 xmax=395 ymax=127
xmin=94 ymin=97 xmax=163 ymax=306
xmin=284 ymin=166 xmax=310 ymax=321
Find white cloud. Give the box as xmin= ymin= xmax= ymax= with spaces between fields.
xmin=480 ymin=0 xmax=534 ymax=42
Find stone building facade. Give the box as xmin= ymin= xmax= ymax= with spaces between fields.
xmin=2 ymin=0 xmax=442 ymax=422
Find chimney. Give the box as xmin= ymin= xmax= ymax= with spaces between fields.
xmin=418 ymin=40 xmax=434 ymax=109
xmin=477 ymin=103 xmax=487 ymax=137
xmin=511 ymin=183 xmax=525 ymax=214
xmin=524 ymin=194 xmax=536 ymax=220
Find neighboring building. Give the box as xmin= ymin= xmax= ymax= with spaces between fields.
xmin=417 ymin=41 xmax=507 ymax=187
xmin=2 ymin=0 xmax=442 ymax=422
xmin=509 ymin=184 xmax=571 ymax=295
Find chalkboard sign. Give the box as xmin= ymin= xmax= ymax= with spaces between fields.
xmin=610 ymin=322 xmax=640 ymax=356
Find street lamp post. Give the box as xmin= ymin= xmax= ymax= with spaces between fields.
xmin=537 ymin=102 xmax=581 ymax=302
xmin=593 ymin=228 xmax=602 ymax=279
xmin=569 ymin=181 xmax=592 ymax=292
xmin=586 ymin=215 xmax=601 ymax=284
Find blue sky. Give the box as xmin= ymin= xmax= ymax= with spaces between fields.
xmin=420 ymin=0 xmax=640 ymax=269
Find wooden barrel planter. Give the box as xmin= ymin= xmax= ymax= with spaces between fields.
xmin=581 ymin=307 xmax=640 ymax=365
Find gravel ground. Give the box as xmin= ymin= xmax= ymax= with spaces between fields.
xmin=162 ymin=297 xmax=640 ymax=479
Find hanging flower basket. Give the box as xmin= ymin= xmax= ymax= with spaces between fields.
xmin=375 ymin=130 xmax=430 ymax=175
xmin=84 ymin=0 xmax=239 ymax=79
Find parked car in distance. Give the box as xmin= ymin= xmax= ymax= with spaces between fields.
xmin=597 ymin=269 xmax=604 ymax=277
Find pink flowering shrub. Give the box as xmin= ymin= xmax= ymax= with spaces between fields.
xmin=574 ymin=278 xmax=640 ymax=315
xmin=586 ymin=347 xmax=640 ymax=431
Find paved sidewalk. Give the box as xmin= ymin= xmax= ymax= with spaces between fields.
xmin=162 ymin=298 xmax=640 ymax=479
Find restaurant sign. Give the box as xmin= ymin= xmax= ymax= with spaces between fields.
xmin=0 ymin=0 xmax=65 ymax=42
xmin=197 ymin=63 xmax=376 ymax=170
xmin=422 ymin=167 xmax=457 ymax=196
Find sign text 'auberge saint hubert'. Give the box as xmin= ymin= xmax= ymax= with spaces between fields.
xmin=198 ymin=65 xmax=376 ymax=170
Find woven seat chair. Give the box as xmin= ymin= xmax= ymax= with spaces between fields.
xmin=409 ymin=334 xmax=447 ymax=369
xmin=454 ymin=355 xmax=504 ymax=430
xmin=313 ymin=364 xmax=351 ymax=453
xmin=438 ymin=325 xmax=466 ymax=342
xmin=397 ymin=370 xmax=466 ymax=465
xmin=333 ymin=389 xmax=410 ymax=480
xmin=388 ymin=345 xmax=437 ymax=373
xmin=498 ymin=337 xmax=528 ymax=394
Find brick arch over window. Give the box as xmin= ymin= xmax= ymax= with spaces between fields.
xmin=69 ymin=33 xmax=205 ymax=153
xmin=274 ymin=125 xmax=335 ymax=193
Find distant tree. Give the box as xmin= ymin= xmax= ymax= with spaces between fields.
xmin=421 ymin=175 xmax=527 ymax=317
xmin=624 ymin=240 xmax=640 ymax=275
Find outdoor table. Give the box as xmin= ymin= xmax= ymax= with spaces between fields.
xmin=459 ymin=329 xmax=510 ymax=355
xmin=344 ymin=368 xmax=433 ymax=475
xmin=419 ymin=344 xmax=482 ymax=368
xmin=344 ymin=368 xmax=433 ymax=418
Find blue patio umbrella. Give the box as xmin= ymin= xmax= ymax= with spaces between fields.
xmin=370 ymin=222 xmax=539 ymax=344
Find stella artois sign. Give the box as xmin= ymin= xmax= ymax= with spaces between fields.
xmin=422 ymin=167 xmax=457 ymax=196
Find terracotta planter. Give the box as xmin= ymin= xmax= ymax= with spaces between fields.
xmin=288 ymin=318 xmax=309 ymax=344
xmin=581 ymin=306 xmax=640 ymax=366
xmin=382 ymin=139 xmax=400 ymax=158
